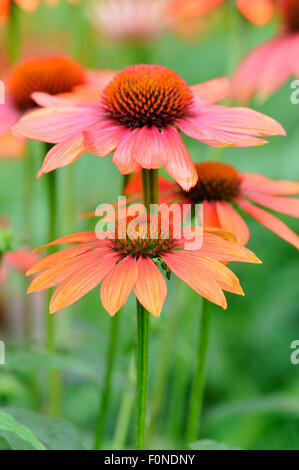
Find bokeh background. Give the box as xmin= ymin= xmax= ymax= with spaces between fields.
xmin=0 ymin=0 xmax=298 ymax=450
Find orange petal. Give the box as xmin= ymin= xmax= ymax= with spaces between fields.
xmin=202 ymin=201 xmax=221 ymax=227
xmin=216 ymin=201 xmax=250 ymax=246
xmin=50 ymin=252 xmax=119 ymax=313
xmin=241 ymin=172 xmax=299 ymax=195
xmin=100 ymin=256 xmax=138 ymax=316
xmin=134 ymin=257 xmax=167 ymax=317
xmin=162 ymin=251 xmax=227 ymax=309
xmin=236 ymin=0 xmax=274 ymax=26
xmin=239 ymin=200 xmax=299 ymax=250
xmin=190 ymin=77 xmax=230 ymax=104
xmin=35 ymin=232 xmax=98 ymax=251
xmin=245 ymin=192 xmax=299 ymax=218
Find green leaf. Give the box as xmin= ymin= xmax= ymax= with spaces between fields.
xmin=1 ymin=408 xmax=86 ymax=450
xmin=189 ymin=439 xmax=241 ymax=450
xmin=0 ymin=410 xmax=46 ymax=450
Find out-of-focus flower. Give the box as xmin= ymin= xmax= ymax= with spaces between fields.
xmin=27 ymin=214 xmax=261 ymax=315
xmin=0 ymin=222 xmax=39 ymax=282
xmin=0 ymin=0 xmax=81 ymax=23
xmin=231 ymin=0 xmax=299 ymax=102
xmin=124 ymin=162 xmax=299 ymax=249
xmin=0 ymin=55 xmax=115 ymax=155
xmin=13 ymin=66 xmax=285 ymax=189
xmin=170 ymin=0 xmax=274 ymax=26
xmin=90 ymin=0 xmax=171 ymax=42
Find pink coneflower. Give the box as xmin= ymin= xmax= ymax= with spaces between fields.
xmin=13 ymin=65 xmax=285 ymax=188
xmin=0 ymin=55 xmax=115 ymax=141
xmin=124 ymin=162 xmax=299 ymax=249
xmin=26 ymin=214 xmax=261 ymax=315
xmin=231 ymin=0 xmax=299 ymax=102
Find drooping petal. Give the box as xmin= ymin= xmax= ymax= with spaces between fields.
xmin=202 ymin=201 xmax=221 ymax=228
xmin=0 ymin=102 xmax=20 ymax=135
xmin=100 ymin=255 xmax=138 ymax=316
xmin=216 ymin=201 xmax=250 ymax=245
xmin=37 ymin=134 xmax=85 ymax=178
xmin=244 ymin=192 xmax=299 ymax=218
xmin=31 ymin=92 xmax=74 ymax=107
xmin=162 ymin=251 xmax=227 ymax=309
xmin=190 ymin=77 xmax=230 ymax=104
xmin=12 ymin=106 xmax=101 ymax=143
xmin=236 ymin=0 xmax=274 ymax=26
xmin=112 ymin=128 xmax=142 ymax=174
xmin=239 ymin=200 xmax=299 ymax=250
xmin=134 ymin=257 xmax=167 ymax=317
xmin=131 ymin=125 xmax=168 ymax=169
xmin=83 ymin=120 xmax=129 ymax=156
xmin=163 ymin=125 xmax=198 ymax=191
xmin=241 ymin=172 xmax=299 ymax=195
xmin=50 ymin=252 xmax=119 ymax=313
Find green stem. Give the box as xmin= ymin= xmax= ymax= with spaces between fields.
xmin=112 ymin=356 xmax=135 ymax=450
xmin=93 ymin=315 xmax=120 ymax=449
xmin=7 ymin=3 xmax=21 ymax=64
xmin=136 ymin=299 xmax=149 ymax=450
xmin=135 ymin=169 xmax=158 ymax=450
xmin=186 ymin=299 xmax=211 ymax=445
xmin=45 ymin=163 xmax=61 ymax=418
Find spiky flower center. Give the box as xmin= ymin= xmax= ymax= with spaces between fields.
xmin=101 ymin=64 xmax=193 ymax=129
xmin=8 ymin=56 xmax=86 ymax=110
xmin=111 ymin=214 xmax=176 ymax=258
xmin=280 ymin=0 xmax=299 ymax=32
xmin=184 ymin=162 xmax=241 ymax=202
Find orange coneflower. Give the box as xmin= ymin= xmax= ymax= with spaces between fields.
xmin=231 ymin=0 xmax=299 ymax=101
xmin=124 ymin=162 xmax=299 ymax=249
xmin=26 ymin=214 xmax=261 ymax=315
xmin=13 ymin=66 xmax=285 ymax=187
xmin=0 ymin=55 xmax=115 ymax=149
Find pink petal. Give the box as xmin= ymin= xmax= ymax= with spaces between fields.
xmin=100 ymin=255 xmax=138 ymax=316
xmin=190 ymin=77 xmax=230 ymax=104
xmin=216 ymin=201 xmax=250 ymax=245
xmin=31 ymin=92 xmax=73 ymax=107
xmin=239 ymin=200 xmax=299 ymax=250
xmin=241 ymin=172 xmax=299 ymax=195
xmin=12 ymin=106 xmax=101 ymax=143
xmin=49 ymin=252 xmax=119 ymax=313
xmin=83 ymin=120 xmax=129 ymax=156
xmin=244 ymin=192 xmax=299 ymax=218
xmin=134 ymin=257 xmax=167 ymax=317
xmin=37 ymin=134 xmax=85 ymax=178
xmin=131 ymin=126 xmax=168 ymax=169
xmin=0 ymin=102 xmax=20 ymax=135
xmin=163 ymin=125 xmax=198 ymax=191
xmin=112 ymin=128 xmax=142 ymax=174
xmin=161 ymin=251 xmax=227 ymax=309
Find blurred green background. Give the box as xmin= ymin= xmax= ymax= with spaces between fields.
xmin=0 ymin=1 xmax=298 ymax=450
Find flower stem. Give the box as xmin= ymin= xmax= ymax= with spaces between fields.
xmin=186 ymin=298 xmax=211 ymax=445
xmin=93 ymin=314 xmax=120 ymax=449
xmin=7 ymin=3 xmax=21 ymax=64
xmin=136 ymin=299 xmax=149 ymax=450
xmin=45 ymin=158 xmax=61 ymax=417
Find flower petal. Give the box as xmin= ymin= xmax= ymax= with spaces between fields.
xmin=35 ymin=231 xmax=99 ymax=251
xmin=112 ymin=128 xmax=142 ymax=174
xmin=100 ymin=255 xmax=138 ymax=316
xmin=0 ymin=102 xmax=20 ymax=135
xmin=31 ymin=92 xmax=73 ymax=107
xmin=134 ymin=257 xmax=167 ymax=317
xmin=37 ymin=134 xmax=85 ymax=178
xmin=236 ymin=0 xmax=274 ymax=26
xmin=216 ymin=201 xmax=250 ymax=245
xmin=163 ymin=125 xmax=198 ymax=191
xmin=244 ymin=192 xmax=299 ymax=218
xmin=50 ymin=252 xmax=119 ymax=313
xmin=190 ymin=77 xmax=230 ymax=104
xmin=132 ymin=125 xmax=168 ymax=169
xmin=202 ymin=201 xmax=221 ymax=227
xmin=83 ymin=120 xmax=129 ymax=156
xmin=238 ymin=200 xmax=299 ymax=250
xmin=162 ymin=251 xmax=227 ymax=308
xmin=241 ymin=172 xmax=299 ymax=195
xmin=13 ymin=106 xmax=100 ymax=143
